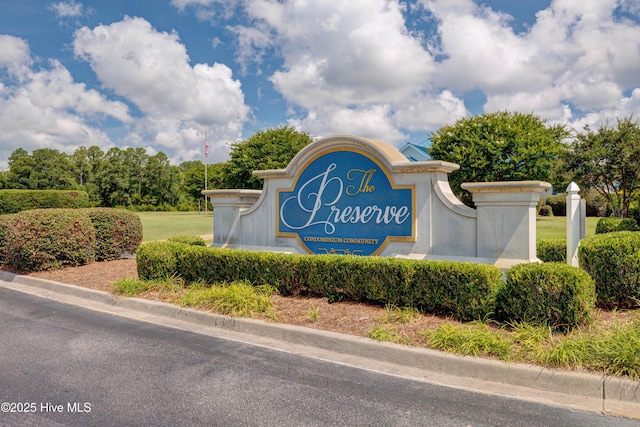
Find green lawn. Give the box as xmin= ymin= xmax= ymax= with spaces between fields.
xmin=536 ymin=216 xmax=598 ymax=241
xmin=135 ymin=211 xmax=213 ymax=242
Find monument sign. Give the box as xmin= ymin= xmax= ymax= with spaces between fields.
xmin=203 ymin=134 xmax=550 ymax=268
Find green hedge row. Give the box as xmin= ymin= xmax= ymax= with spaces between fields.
xmin=137 ymin=242 xmax=503 ymax=321
xmin=0 ymin=208 xmax=142 ymax=271
xmin=136 ymin=242 xmax=596 ymax=330
xmin=0 ymin=190 xmax=90 ymax=214
xmin=579 ymin=231 xmax=640 ymax=309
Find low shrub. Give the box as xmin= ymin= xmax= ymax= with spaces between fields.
xmin=0 ymin=189 xmax=89 ymax=214
xmin=545 ymin=193 xmax=566 ymax=217
xmin=136 ymin=241 xmax=188 ymax=280
xmin=4 ymin=209 xmax=96 ymax=271
xmin=167 ymin=234 xmax=206 ymax=246
xmin=538 ymin=205 xmax=553 ymax=217
xmin=494 ymin=263 xmax=595 ymax=332
xmin=595 ymin=217 xmax=639 ymax=234
xmin=579 ymin=231 xmax=640 ymax=309
xmin=537 ymin=239 xmax=566 ymax=263
xmin=82 ymin=208 xmax=143 ymax=261
xmin=136 ymin=243 xmax=504 ymax=321
xmin=0 ymin=214 xmax=16 ymax=264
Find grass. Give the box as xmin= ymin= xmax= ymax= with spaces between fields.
xmin=307 ymin=305 xmax=320 ymax=323
xmin=114 ymin=277 xmax=278 ymax=318
xmin=536 ymin=216 xmax=599 ymax=241
xmin=177 ymin=280 xmax=277 ymax=318
xmin=135 ymin=211 xmax=213 ymax=242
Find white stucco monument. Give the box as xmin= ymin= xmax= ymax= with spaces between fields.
xmin=203 ymin=134 xmax=550 ymax=268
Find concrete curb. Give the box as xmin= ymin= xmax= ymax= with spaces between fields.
xmin=1 ymin=270 xmax=639 ymax=419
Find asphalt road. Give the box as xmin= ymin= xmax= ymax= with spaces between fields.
xmin=1 ymin=286 xmax=638 ymax=427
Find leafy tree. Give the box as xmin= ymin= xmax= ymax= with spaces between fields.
xmin=73 ymin=146 xmax=105 ymax=206
xmin=428 ymin=111 xmax=569 ymax=206
xmin=6 ymin=148 xmax=33 ymax=189
xmin=179 ymin=160 xmax=206 ymax=203
xmin=222 ymin=125 xmax=313 ymax=189
xmin=566 ymin=116 xmax=640 ymax=217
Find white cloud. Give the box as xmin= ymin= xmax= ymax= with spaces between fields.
xmin=0 ymin=35 xmax=32 ymax=75
xmin=415 ymin=0 xmax=640 ymax=132
xmin=49 ymin=1 xmax=85 ymax=18
xmin=0 ymin=45 xmax=131 ymax=169
xmin=73 ymin=16 xmax=249 ymax=163
xmin=238 ymin=0 xmax=439 ymax=144
xmin=289 ymin=104 xmax=408 ymax=144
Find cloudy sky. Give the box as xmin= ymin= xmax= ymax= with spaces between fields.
xmin=1 ymin=0 xmax=639 ymax=169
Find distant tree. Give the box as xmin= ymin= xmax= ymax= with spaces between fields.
xmin=6 ymin=148 xmax=76 ymax=190
xmin=6 ymin=148 xmax=33 ymax=189
xmin=222 ymin=125 xmax=313 ymax=189
xmin=428 ymin=111 xmax=569 ymax=206
xmin=566 ymin=116 xmax=640 ymax=217
xmin=179 ymin=160 xmax=206 ymax=203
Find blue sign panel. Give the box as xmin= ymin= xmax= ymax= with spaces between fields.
xmin=277 ymin=148 xmax=415 ymax=255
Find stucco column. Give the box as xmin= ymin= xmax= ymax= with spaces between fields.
xmin=201 ymin=189 xmax=262 ymax=247
xmin=462 ymin=181 xmax=551 ymax=266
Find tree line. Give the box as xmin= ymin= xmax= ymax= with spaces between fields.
xmin=0 ymin=126 xmax=312 ymax=210
xmin=1 ymin=116 xmax=639 ymax=216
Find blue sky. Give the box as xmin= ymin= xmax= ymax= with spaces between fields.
xmin=1 ymin=0 xmax=639 ymax=168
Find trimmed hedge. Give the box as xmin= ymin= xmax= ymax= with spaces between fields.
xmin=495 ymin=262 xmax=595 ymax=332
xmin=136 ymin=243 xmax=504 ymax=321
xmin=537 ymin=239 xmax=566 ymax=263
xmin=0 ymin=208 xmax=143 ymax=271
xmin=167 ymin=234 xmax=206 ymax=246
xmin=0 ymin=189 xmax=89 ymax=214
xmin=3 ymin=209 xmax=96 ymax=271
xmin=595 ymin=217 xmax=639 ymax=234
xmin=82 ymin=208 xmax=143 ymax=261
xmin=579 ymin=231 xmax=640 ymax=309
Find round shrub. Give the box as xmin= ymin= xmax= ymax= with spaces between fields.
xmin=579 ymin=231 xmax=640 ymax=308
xmin=167 ymin=234 xmax=206 ymax=246
xmin=5 ymin=209 xmax=96 ymax=271
xmin=538 ymin=204 xmax=553 ymax=217
xmin=495 ymin=262 xmax=595 ymax=332
xmin=537 ymin=239 xmax=566 ymax=263
xmin=595 ymin=217 xmax=639 ymax=234
xmin=545 ymin=193 xmax=566 ymax=217
xmin=82 ymin=208 xmax=143 ymax=261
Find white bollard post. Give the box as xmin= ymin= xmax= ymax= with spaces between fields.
xmin=566 ymin=182 xmax=581 ymax=267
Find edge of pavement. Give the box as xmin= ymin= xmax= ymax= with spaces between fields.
xmin=1 ymin=269 xmax=639 ymax=420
